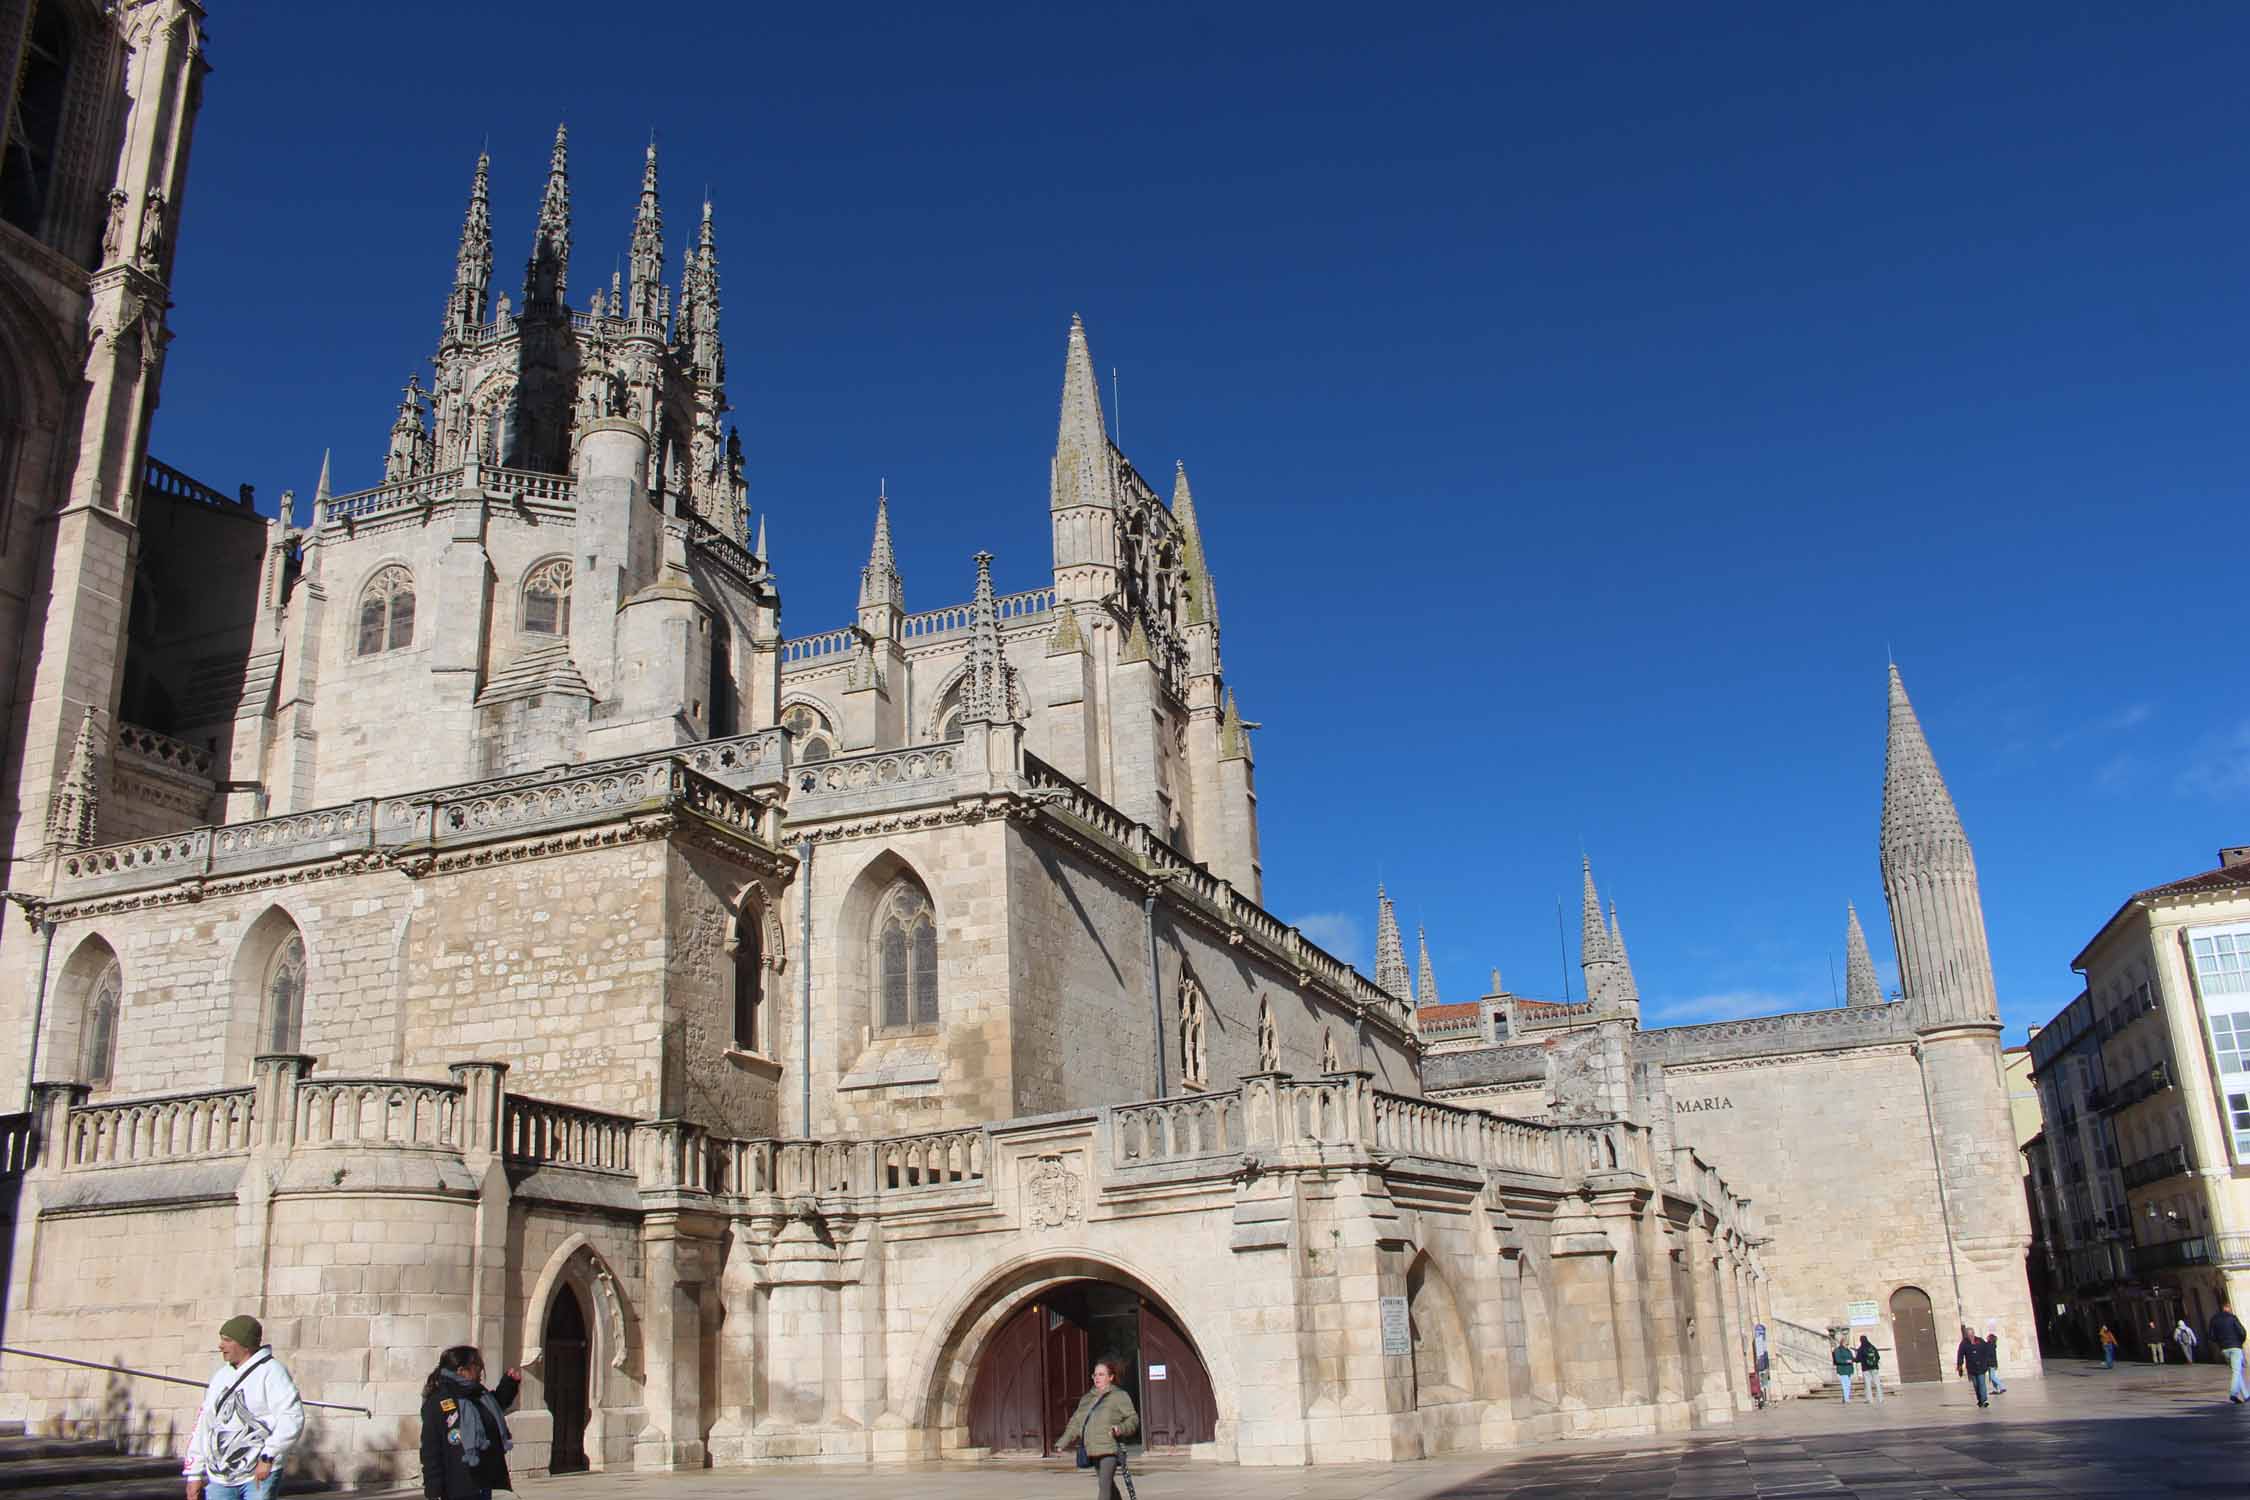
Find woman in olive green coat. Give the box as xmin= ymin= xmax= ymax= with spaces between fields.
xmin=1057 ymin=1358 xmax=1140 ymax=1500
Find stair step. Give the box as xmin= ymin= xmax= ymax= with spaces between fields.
xmin=0 ymin=1440 xmax=118 ymax=1463
xmin=0 ymin=1454 xmax=181 ymax=1491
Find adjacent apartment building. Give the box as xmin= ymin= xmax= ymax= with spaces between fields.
xmin=2034 ymin=847 xmax=2250 ymax=1354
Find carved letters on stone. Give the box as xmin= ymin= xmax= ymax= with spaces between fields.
xmin=1025 ymin=1153 xmax=1081 ymax=1230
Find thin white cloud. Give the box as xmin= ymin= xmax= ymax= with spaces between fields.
xmin=2178 ymin=720 xmax=2250 ymax=800
xmin=1292 ymin=911 xmax=1365 ymax=969
xmin=2105 ymin=703 xmax=2154 ymax=732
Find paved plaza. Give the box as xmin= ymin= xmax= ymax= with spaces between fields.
xmin=474 ymin=1361 xmax=2250 ymax=1500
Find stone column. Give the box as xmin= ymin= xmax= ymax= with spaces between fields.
xmin=752 ymin=1208 xmax=841 ymax=1459
xmin=450 ymin=1061 xmax=511 ymax=1360
xmin=1713 ymin=1247 xmax=1751 ymax=1411
xmin=635 ymin=1211 xmax=719 ymax=1471
xmin=704 ymin=1220 xmax=764 ymax=1465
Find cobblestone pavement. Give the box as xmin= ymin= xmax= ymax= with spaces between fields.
xmin=474 ymin=1360 xmax=2248 ymax=1500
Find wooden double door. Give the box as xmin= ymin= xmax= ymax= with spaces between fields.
xmin=967 ymin=1280 xmax=1217 ymax=1453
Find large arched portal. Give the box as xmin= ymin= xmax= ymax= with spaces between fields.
xmin=966 ymin=1280 xmax=1217 ymax=1454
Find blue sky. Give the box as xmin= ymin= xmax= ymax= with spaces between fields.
xmin=155 ymin=3 xmax=2247 ymax=1040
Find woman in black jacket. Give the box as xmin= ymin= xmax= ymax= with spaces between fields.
xmin=419 ymin=1346 xmax=520 ymax=1500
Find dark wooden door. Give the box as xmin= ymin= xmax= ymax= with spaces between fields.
xmin=1044 ymin=1305 xmax=1091 ymax=1452
xmin=543 ymin=1287 xmax=591 ymax=1473
xmin=968 ymin=1299 xmax=1049 ymax=1453
xmin=1136 ymin=1303 xmax=1217 ymax=1448
xmin=1890 ymin=1286 xmax=1941 ymax=1384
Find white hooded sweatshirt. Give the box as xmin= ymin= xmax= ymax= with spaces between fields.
xmin=182 ymin=1348 xmax=305 ymax=1483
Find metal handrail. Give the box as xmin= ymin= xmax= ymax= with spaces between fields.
xmin=0 ymin=1345 xmax=372 ymax=1416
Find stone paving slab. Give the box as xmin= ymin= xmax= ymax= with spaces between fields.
xmin=476 ymin=1361 xmax=2250 ymax=1500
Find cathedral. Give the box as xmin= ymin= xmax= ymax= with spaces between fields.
xmin=0 ymin=6 xmax=2031 ymax=1486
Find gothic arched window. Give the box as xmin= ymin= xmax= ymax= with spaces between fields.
xmin=782 ymin=703 xmax=835 ymax=763
xmin=733 ymin=902 xmax=764 ymax=1053
xmin=1179 ymin=980 xmax=1208 ymax=1091
xmin=0 ymin=4 xmax=73 ymax=242
xmin=874 ymin=877 xmax=938 ymax=1032
xmin=1258 ymin=998 xmax=1278 ymax=1073
xmin=265 ymin=934 xmax=306 ymax=1053
xmin=85 ymin=958 xmax=121 ymax=1088
xmin=934 ymin=682 xmax=965 ymax=744
xmin=522 ymin=559 xmax=573 ymax=636
xmin=356 ymin=566 xmax=415 ymax=655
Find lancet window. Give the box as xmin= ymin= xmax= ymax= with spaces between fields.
xmin=84 ymin=958 xmax=121 ymax=1088
xmin=356 ymin=566 xmax=416 ymax=655
xmin=522 ymin=559 xmax=573 ymax=636
xmin=782 ymin=703 xmax=835 ymax=763
xmin=1179 ymin=980 xmax=1208 ymax=1090
xmin=265 ymin=934 xmax=306 ymax=1053
xmin=874 ymin=877 xmax=938 ymax=1032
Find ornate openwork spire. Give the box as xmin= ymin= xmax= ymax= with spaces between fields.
xmin=1415 ymin=926 xmax=1439 ymax=1007
xmin=676 ymin=198 xmax=724 ymax=380
xmin=626 ymin=140 xmax=667 ymax=326
xmin=1374 ymin=885 xmax=1411 ymax=1000
xmin=1880 ymin=665 xmax=1998 ymax=1029
xmin=385 ymin=375 xmax=429 ymax=481
xmin=524 ymin=124 xmax=571 ymax=308
xmin=1844 ymin=901 xmax=1884 ymax=1008
xmin=859 ymin=490 xmax=902 ymax=611
xmin=445 ymin=151 xmax=492 ymax=339
xmin=49 ymin=707 xmax=101 ymax=851
xmin=1218 ymin=690 xmax=1248 ymax=760
xmin=961 ymin=552 xmax=1008 ymax=724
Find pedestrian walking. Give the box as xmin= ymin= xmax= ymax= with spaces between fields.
xmin=1056 ymin=1357 xmax=1140 ymax=1500
xmin=2100 ymin=1324 xmax=2118 ymax=1369
xmin=2175 ymin=1318 xmax=2199 ymax=1366
xmin=1984 ymin=1333 xmax=2007 ymax=1394
xmin=417 ymin=1345 xmax=521 ymax=1500
xmin=2149 ymin=1320 xmax=2167 ymax=1363
xmin=1832 ymin=1337 xmax=1857 ymax=1402
xmin=1855 ymin=1335 xmax=1885 ymax=1405
xmin=1955 ymin=1325 xmax=1993 ymax=1408
xmin=182 ymin=1314 xmax=304 ymax=1500
xmin=2208 ymin=1299 xmax=2248 ymax=1404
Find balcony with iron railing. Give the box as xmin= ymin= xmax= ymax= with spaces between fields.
xmin=2096 ymin=1061 xmax=2171 ymax=1115
xmin=2123 ymin=1144 xmax=2193 ymax=1191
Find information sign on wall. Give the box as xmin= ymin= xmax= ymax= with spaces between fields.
xmin=1379 ymin=1296 xmax=1411 ymax=1356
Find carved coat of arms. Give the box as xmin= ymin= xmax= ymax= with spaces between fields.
xmin=1025 ymin=1154 xmax=1081 ymax=1229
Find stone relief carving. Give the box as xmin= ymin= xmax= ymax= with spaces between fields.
xmin=1025 ymin=1153 xmax=1081 ymax=1230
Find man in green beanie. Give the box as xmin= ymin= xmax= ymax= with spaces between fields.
xmin=183 ymin=1315 xmax=303 ymax=1499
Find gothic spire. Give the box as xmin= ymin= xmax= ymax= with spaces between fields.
xmin=1051 ymin=314 xmax=1116 ymax=513
xmin=1416 ymin=926 xmax=1439 ymax=1007
xmin=1374 ymin=884 xmax=1412 ymax=1000
xmin=1881 ymin=664 xmax=1970 ymax=868
xmin=1879 ymin=664 xmax=1999 ymax=1029
xmin=1580 ymin=858 xmax=1611 ymax=965
xmin=961 ymin=552 xmax=1007 ymax=723
xmin=314 ymin=449 xmax=331 ymax=505
xmin=626 ymin=140 xmax=667 ymax=326
xmin=524 ymin=124 xmax=571 ymax=309
xmin=445 ymin=150 xmax=492 ymax=339
xmin=1844 ymin=902 xmax=1884 ymax=1008
xmin=49 ymin=707 xmax=100 ymax=850
xmin=1218 ymin=689 xmax=1248 ymax=760
xmin=1609 ymin=901 xmax=1639 ymax=1004
xmin=859 ymin=489 xmax=902 ymax=611
xmin=1174 ymin=460 xmax=1218 ymax=628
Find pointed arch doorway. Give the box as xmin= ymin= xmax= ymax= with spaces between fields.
xmin=966 ymin=1280 xmax=1217 ymax=1454
xmin=542 ymin=1285 xmax=592 ymax=1473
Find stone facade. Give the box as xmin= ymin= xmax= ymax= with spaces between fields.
xmin=0 ymin=54 xmax=2020 ymax=1488
xmin=1420 ymin=669 xmax=2041 ymax=1388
